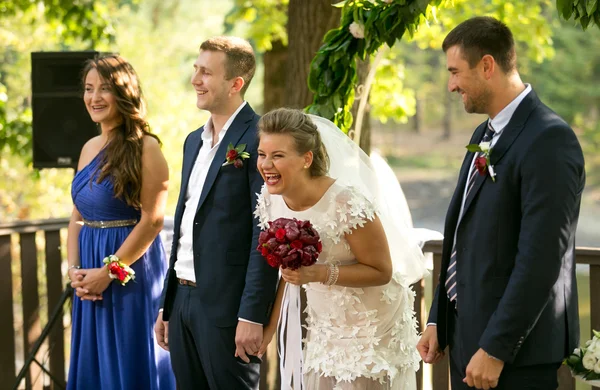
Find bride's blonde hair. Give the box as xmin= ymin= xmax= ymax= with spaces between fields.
xmin=258 ymin=108 xmax=330 ymax=177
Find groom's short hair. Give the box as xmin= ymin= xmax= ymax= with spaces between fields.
xmin=200 ymin=36 xmax=256 ymax=96
xmin=442 ymin=16 xmax=516 ymax=74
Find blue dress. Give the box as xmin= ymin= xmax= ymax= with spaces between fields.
xmin=68 ymin=152 xmax=175 ymax=390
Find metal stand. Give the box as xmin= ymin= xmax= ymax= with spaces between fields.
xmin=13 ymin=283 xmax=72 ymax=390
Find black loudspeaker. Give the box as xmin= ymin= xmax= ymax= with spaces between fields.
xmin=31 ymin=51 xmax=102 ymax=169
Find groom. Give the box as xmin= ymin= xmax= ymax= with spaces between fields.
xmin=154 ymin=36 xmax=279 ymax=389
xmin=417 ymin=17 xmax=585 ymax=389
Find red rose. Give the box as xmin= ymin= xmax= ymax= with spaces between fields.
xmin=261 ymin=247 xmax=269 ymax=257
xmin=316 ymin=241 xmax=323 ymax=253
xmin=227 ymin=149 xmax=239 ymax=161
xmin=284 ymin=222 xmax=300 ymax=241
xmin=108 ymin=262 xmax=120 ymax=275
xmin=266 ymin=254 xmax=280 ymax=268
xmin=275 ymin=228 xmax=287 ymax=242
xmin=291 ymin=240 xmax=303 ymax=250
xmin=258 ymin=231 xmax=270 ymax=244
xmin=474 ymin=156 xmax=488 ymax=175
xmin=275 ymin=244 xmax=289 ymax=257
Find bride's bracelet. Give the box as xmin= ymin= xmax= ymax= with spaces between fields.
xmin=324 ymin=263 xmax=339 ymax=286
xmin=103 ymin=255 xmax=135 ymax=286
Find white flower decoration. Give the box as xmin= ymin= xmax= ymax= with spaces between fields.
xmin=349 ymin=22 xmax=365 ymax=39
xmin=583 ymin=353 xmax=597 ymax=370
xmin=479 ymin=141 xmax=491 ymax=153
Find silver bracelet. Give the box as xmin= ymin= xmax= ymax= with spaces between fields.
xmin=68 ymin=265 xmax=81 ymax=272
xmin=324 ymin=263 xmax=339 ymax=286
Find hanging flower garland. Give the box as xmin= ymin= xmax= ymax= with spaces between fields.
xmin=306 ymin=0 xmax=440 ymax=133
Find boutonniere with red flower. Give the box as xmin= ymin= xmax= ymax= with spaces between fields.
xmin=222 ymin=143 xmax=250 ymax=168
xmin=466 ymin=141 xmax=496 ymax=182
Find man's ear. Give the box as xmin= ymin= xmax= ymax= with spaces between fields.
xmin=481 ymin=54 xmax=495 ymax=80
xmin=230 ymin=76 xmax=245 ymax=95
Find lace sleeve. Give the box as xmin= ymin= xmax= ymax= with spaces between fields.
xmin=334 ymin=185 xmax=377 ymax=237
xmin=253 ymin=184 xmax=271 ymax=230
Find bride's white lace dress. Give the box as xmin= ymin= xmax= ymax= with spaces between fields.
xmin=256 ymin=181 xmax=421 ymax=390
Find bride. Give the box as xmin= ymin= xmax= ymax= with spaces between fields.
xmin=254 ymin=108 xmax=427 ymax=389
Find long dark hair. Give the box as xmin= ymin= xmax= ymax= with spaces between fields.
xmin=82 ymin=54 xmax=160 ymax=208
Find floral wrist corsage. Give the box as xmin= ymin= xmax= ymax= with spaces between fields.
xmin=103 ymin=255 xmax=135 ymax=286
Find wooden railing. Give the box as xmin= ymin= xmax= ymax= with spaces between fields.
xmin=1 ymin=218 xmax=69 ymax=390
xmin=2 ymin=219 xmax=599 ymax=390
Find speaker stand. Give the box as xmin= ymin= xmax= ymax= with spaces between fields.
xmin=13 ymin=283 xmax=72 ymax=390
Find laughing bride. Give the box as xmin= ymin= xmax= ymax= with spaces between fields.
xmin=254 ymin=108 xmax=427 ymax=390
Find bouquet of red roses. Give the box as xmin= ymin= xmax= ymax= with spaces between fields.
xmin=257 ymin=217 xmax=322 ymax=270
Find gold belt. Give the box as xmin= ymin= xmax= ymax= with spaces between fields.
xmin=82 ymin=219 xmax=138 ymax=228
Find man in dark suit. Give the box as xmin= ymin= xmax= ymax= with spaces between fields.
xmin=154 ymin=36 xmax=279 ymax=389
xmin=417 ymin=17 xmax=585 ymax=390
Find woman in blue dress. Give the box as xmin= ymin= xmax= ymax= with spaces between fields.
xmin=67 ymin=54 xmax=175 ymax=389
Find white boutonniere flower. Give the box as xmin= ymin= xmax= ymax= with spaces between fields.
xmin=466 ymin=141 xmax=496 ymax=182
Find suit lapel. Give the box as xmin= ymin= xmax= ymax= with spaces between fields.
xmin=179 ymin=131 xmax=203 ymax=204
xmin=196 ymin=104 xmax=255 ymax=213
xmin=446 ymin=123 xmax=486 ymax=234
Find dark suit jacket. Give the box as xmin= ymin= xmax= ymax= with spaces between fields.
xmin=160 ymin=104 xmax=279 ymax=327
xmin=428 ymin=89 xmax=585 ymax=366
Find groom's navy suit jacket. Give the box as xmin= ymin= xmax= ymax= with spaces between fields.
xmin=160 ymin=104 xmax=278 ymax=327
xmin=429 ymin=89 xmax=585 ymax=366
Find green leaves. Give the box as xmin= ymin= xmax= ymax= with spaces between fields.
xmin=306 ymin=0 xmax=434 ymax=132
xmin=466 ymin=144 xmax=483 ymax=153
xmin=224 ymin=0 xmax=289 ymax=51
xmin=557 ymin=0 xmax=600 ymax=30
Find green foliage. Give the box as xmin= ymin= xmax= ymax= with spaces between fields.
xmin=525 ymin=19 xmax=600 ymax=187
xmin=369 ymin=52 xmax=416 ymax=124
xmin=527 ymin=19 xmax=600 ymax=124
xmin=556 ymin=0 xmax=600 ymax=30
xmin=0 ymin=0 xmax=121 ymax=44
xmin=411 ymin=0 xmax=555 ymax=67
xmin=224 ymin=0 xmax=289 ymax=51
xmin=306 ymin=0 xmax=442 ymax=133
xmin=373 ymin=0 xmax=557 ymax=126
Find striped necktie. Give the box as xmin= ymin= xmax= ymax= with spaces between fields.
xmin=445 ymin=121 xmax=496 ymax=303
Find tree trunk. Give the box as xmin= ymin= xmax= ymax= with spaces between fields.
xmin=285 ymin=0 xmax=341 ymax=108
xmin=262 ymin=40 xmax=288 ymax=113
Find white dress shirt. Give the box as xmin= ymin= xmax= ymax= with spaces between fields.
xmin=174 ymin=101 xmax=247 ymax=281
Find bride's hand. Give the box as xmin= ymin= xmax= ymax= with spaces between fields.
xmin=280 ymin=264 xmax=326 ymax=285
xmin=257 ymin=324 xmax=277 ymax=359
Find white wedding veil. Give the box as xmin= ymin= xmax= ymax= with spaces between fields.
xmin=308 ymin=115 xmax=428 ymax=285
